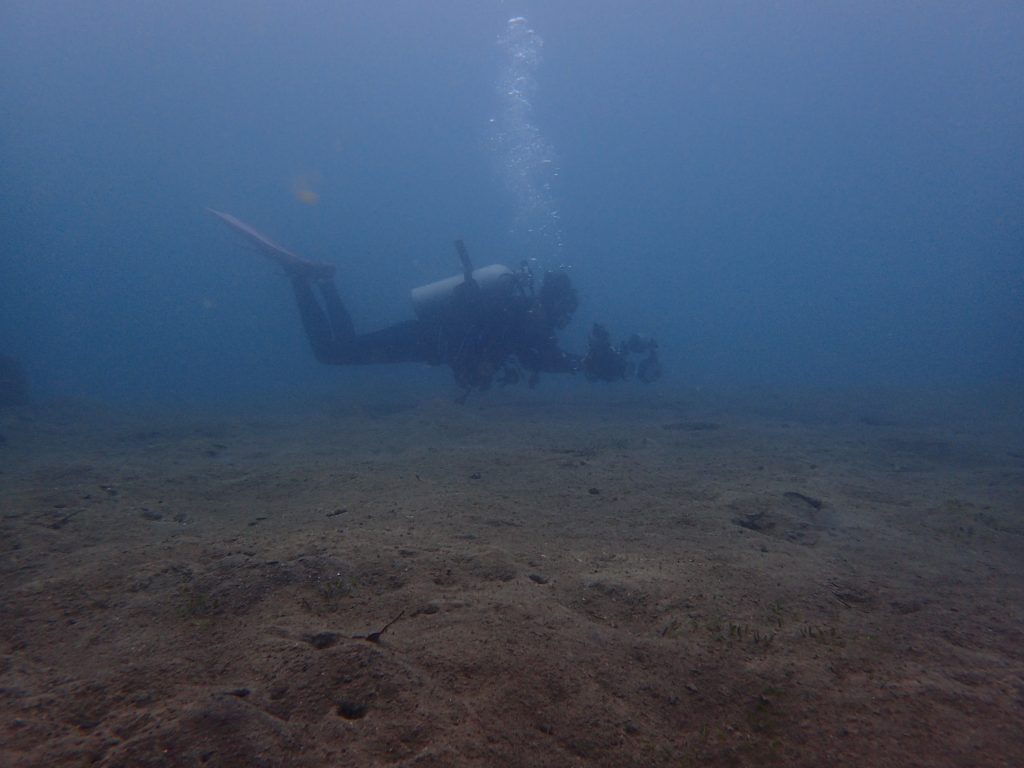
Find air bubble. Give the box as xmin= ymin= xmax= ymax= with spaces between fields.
xmin=492 ymin=16 xmax=563 ymax=266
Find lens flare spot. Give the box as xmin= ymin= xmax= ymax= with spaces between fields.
xmin=291 ymin=173 xmax=321 ymax=205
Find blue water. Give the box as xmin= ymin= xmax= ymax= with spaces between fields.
xmin=2 ymin=1 xmax=1022 ymax=408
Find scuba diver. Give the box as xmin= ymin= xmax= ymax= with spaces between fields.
xmin=210 ymin=210 xmax=660 ymax=400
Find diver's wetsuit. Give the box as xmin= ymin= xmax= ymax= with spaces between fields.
xmin=289 ymin=269 xmax=581 ymax=393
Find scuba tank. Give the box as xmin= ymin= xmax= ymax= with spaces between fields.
xmin=410 ymin=264 xmax=514 ymax=318
xmin=410 ymin=238 xmax=515 ymax=319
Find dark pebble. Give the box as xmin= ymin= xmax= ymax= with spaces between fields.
xmin=336 ymin=700 xmax=367 ymax=719
xmin=890 ymin=599 xmax=927 ymax=615
xmin=529 ymin=573 xmax=549 ymax=585
xmin=783 ymin=491 xmax=823 ymax=510
xmin=307 ymin=632 xmax=340 ymax=649
xmin=140 ymin=509 xmax=163 ymax=521
xmin=588 ymin=487 xmax=601 ymax=495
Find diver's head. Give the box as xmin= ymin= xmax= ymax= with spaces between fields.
xmin=539 ymin=270 xmax=578 ymax=329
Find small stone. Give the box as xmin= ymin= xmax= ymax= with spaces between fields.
xmin=336 ymin=700 xmax=367 ymax=719
xmin=307 ymin=632 xmax=340 ymax=649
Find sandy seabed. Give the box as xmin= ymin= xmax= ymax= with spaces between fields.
xmin=1 ymin=390 xmax=1022 ymax=767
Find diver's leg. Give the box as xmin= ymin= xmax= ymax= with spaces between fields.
xmin=290 ymin=275 xmax=432 ymax=365
xmin=315 ymin=278 xmax=435 ymax=363
xmin=316 ymin=279 xmax=356 ymax=343
xmin=345 ymin=321 xmax=436 ymax=364
xmin=289 ymin=276 xmax=345 ymax=363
